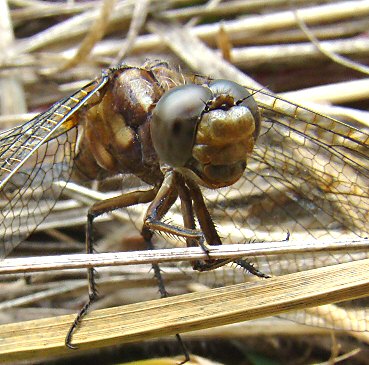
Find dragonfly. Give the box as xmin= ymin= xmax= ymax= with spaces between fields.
xmin=1 ymin=60 xmax=369 ymax=349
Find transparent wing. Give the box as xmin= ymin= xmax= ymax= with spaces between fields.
xmin=0 ymin=75 xmax=109 ymax=258
xmin=211 ymin=91 xmax=368 ymax=243
xmin=197 ymin=90 xmax=369 ymax=331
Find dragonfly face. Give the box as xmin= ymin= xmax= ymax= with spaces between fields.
xmin=151 ymin=79 xmax=260 ymax=188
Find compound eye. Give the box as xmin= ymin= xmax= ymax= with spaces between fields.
xmin=151 ymin=84 xmax=212 ymax=167
xmin=209 ymin=79 xmax=249 ymax=101
xmin=209 ymin=79 xmax=260 ymax=137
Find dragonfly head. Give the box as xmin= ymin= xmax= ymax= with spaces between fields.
xmin=151 ymin=80 xmax=260 ymax=189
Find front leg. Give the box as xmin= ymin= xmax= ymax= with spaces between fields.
xmin=141 ymin=171 xmax=192 ymax=364
xmin=66 ymin=188 xmax=158 ymax=349
xmin=184 ymin=176 xmax=268 ymax=277
xmin=143 ymin=170 xmax=207 ymax=249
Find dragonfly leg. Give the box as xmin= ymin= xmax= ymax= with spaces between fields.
xmin=143 ymin=230 xmax=190 ymax=364
xmin=65 ymin=188 xmax=158 ymax=349
xmin=233 ymin=258 xmax=270 ymax=279
xmin=141 ymin=174 xmax=190 ymax=364
xmin=182 ymin=176 xmax=234 ymax=271
xmin=184 ymin=176 xmax=268 ymax=278
xmin=144 ymin=170 xmax=207 ymax=249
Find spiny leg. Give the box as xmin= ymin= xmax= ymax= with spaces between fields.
xmin=233 ymin=259 xmax=270 ymax=279
xmin=175 ymin=174 xmax=213 ymax=269
xmin=182 ymin=176 xmax=234 ymax=271
xmin=175 ymin=174 xmax=197 ymax=248
xmin=143 ymin=229 xmax=190 ymax=364
xmin=142 ymin=172 xmax=190 ymax=363
xmin=142 ymin=172 xmax=179 ymax=298
xmin=144 ymin=171 xmax=206 ymax=246
xmin=184 ymin=176 xmax=268 ymax=278
xmin=65 ymin=188 xmax=158 ymax=349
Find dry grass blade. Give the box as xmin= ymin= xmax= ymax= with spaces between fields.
xmin=1 ymin=258 xmax=369 ymax=363
xmin=1 ymin=238 xmax=369 ymax=275
xmin=147 ymin=21 xmax=263 ymax=89
xmin=0 ymin=0 xmax=26 ymax=117
xmin=112 ymin=0 xmax=151 ymax=64
xmin=53 ymin=0 xmax=117 ymax=72
xmin=231 ymin=38 xmax=369 ymax=68
xmin=281 ymin=78 xmax=369 ymax=104
xmin=293 ymin=6 xmax=369 ymax=75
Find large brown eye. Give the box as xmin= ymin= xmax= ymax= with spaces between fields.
xmin=209 ymin=79 xmax=260 ymax=138
xmin=151 ymin=84 xmax=212 ymax=167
